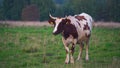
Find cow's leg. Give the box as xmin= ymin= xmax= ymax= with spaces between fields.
xmin=70 ymin=44 xmax=75 ymax=63
xmin=77 ymin=42 xmax=84 ymax=61
xmin=85 ymin=41 xmax=89 ymax=61
xmin=70 ymin=39 xmax=77 ymax=63
xmin=65 ymin=46 xmax=70 ymax=64
xmin=62 ymin=37 xmax=69 ymax=64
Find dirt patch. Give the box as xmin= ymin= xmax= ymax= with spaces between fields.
xmin=93 ymin=22 xmax=120 ymax=28
xmin=0 ymin=21 xmax=51 ymax=27
xmin=0 ymin=21 xmax=120 ymax=28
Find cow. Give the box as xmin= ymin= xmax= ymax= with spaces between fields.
xmin=48 ymin=13 xmax=93 ymax=64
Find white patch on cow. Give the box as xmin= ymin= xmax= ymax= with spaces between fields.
xmin=53 ymin=19 xmax=62 ymax=33
xmin=79 ymin=13 xmax=93 ymax=30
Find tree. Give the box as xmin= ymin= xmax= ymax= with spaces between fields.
xmin=2 ymin=0 xmax=25 ymax=20
xmin=64 ymin=0 xmax=120 ymax=22
xmin=0 ymin=0 xmax=120 ymax=22
xmin=21 ymin=5 xmax=40 ymax=21
xmin=0 ymin=0 xmax=4 ymax=20
xmin=63 ymin=0 xmax=95 ymax=17
xmin=31 ymin=0 xmax=56 ymax=21
xmin=2 ymin=0 xmax=31 ymax=20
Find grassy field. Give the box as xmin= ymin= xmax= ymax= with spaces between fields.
xmin=0 ymin=24 xmax=120 ymax=68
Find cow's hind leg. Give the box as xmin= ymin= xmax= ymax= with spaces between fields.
xmin=77 ymin=42 xmax=84 ymax=61
xmin=85 ymin=41 xmax=89 ymax=61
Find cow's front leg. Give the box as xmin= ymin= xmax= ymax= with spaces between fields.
xmin=65 ymin=46 xmax=69 ymax=64
xmin=62 ymin=37 xmax=70 ymax=64
xmin=70 ymin=44 xmax=75 ymax=63
xmin=70 ymin=39 xmax=77 ymax=63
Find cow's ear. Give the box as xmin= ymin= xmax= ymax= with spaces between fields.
xmin=62 ymin=18 xmax=71 ymax=24
xmin=48 ymin=19 xmax=55 ymax=25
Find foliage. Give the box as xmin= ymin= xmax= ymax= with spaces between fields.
xmin=53 ymin=0 xmax=65 ymax=5
xmin=0 ymin=0 xmax=55 ymax=21
xmin=0 ymin=0 xmax=120 ymax=22
xmin=21 ymin=5 xmax=40 ymax=21
xmin=31 ymin=0 xmax=55 ymax=21
xmin=2 ymin=0 xmax=25 ymax=20
xmin=62 ymin=0 xmax=120 ymax=22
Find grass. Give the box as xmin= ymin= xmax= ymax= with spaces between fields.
xmin=0 ymin=25 xmax=120 ymax=68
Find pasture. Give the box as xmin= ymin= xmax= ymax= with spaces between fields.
xmin=0 ymin=23 xmax=120 ymax=68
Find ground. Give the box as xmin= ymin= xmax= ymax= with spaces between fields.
xmin=0 ymin=21 xmax=120 ymax=68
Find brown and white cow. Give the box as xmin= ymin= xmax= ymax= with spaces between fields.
xmin=48 ymin=13 xmax=93 ymax=64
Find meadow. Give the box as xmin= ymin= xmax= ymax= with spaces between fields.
xmin=0 ymin=24 xmax=120 ymax=68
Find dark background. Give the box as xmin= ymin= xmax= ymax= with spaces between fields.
xmin=0 ymin=0 xmax=120 ymax=22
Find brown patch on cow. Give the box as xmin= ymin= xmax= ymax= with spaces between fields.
xmin=70 ymin=45 xmax=75 ymax=55
xmin=62 ymin=19 xmax=71 ymax=24
xmin=72 ymin=43 xmax=75 ymax=45
xmin=75 ymin=16 xmax=87 ymax=21
xmin=48 ymin=18 xmax=56 ymax=25
xmin=83 ymin=22 xmax=90 ymax=30
xmin=53 ymin=19 xmax=71 ymax=35
xmin=66 ymin=19 xmax=71 ymax=24
xmin=62 ymin=24 xmax=78 ymax=40
xmin=76 ymin=21 xmax=81 ymax=27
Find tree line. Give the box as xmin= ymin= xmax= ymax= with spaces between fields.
xmin=0 ymin=0 xmax=120 ymax=22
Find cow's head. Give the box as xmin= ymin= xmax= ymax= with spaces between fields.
xmin=48 ymin=14 xmax=70 ymax=35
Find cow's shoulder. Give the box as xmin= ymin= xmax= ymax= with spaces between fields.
xmin=62 ymin=24 xmax=78 ymax=40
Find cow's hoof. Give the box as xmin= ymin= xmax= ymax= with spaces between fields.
xmin=65 ymin=62 xmax=69 ymax=64
xmin=76 ymin=58 xmax=82 ymax=61
xmin=86 ymin=58 xmax=89 ymax=61
xmin=85 ymin=59 xmax=89 ymax=62
xmin=70 ymin=60 xmax=74 ymax=64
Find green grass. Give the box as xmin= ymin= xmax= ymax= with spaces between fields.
xmin=0 ymin=25 xmax=120 ymax=68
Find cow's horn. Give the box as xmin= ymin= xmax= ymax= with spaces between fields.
xmin=49 ymin=14 xmax=56 ymax=19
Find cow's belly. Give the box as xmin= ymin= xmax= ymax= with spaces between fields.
xmin=77 ymin=30 xmax=91 ymax=42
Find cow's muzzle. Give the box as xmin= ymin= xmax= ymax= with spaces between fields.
xmin=53 ymin=32 xmax=59 ymax=35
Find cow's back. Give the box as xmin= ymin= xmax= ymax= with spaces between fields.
xmin=79 ymin=13 xmax=93 ymax=30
